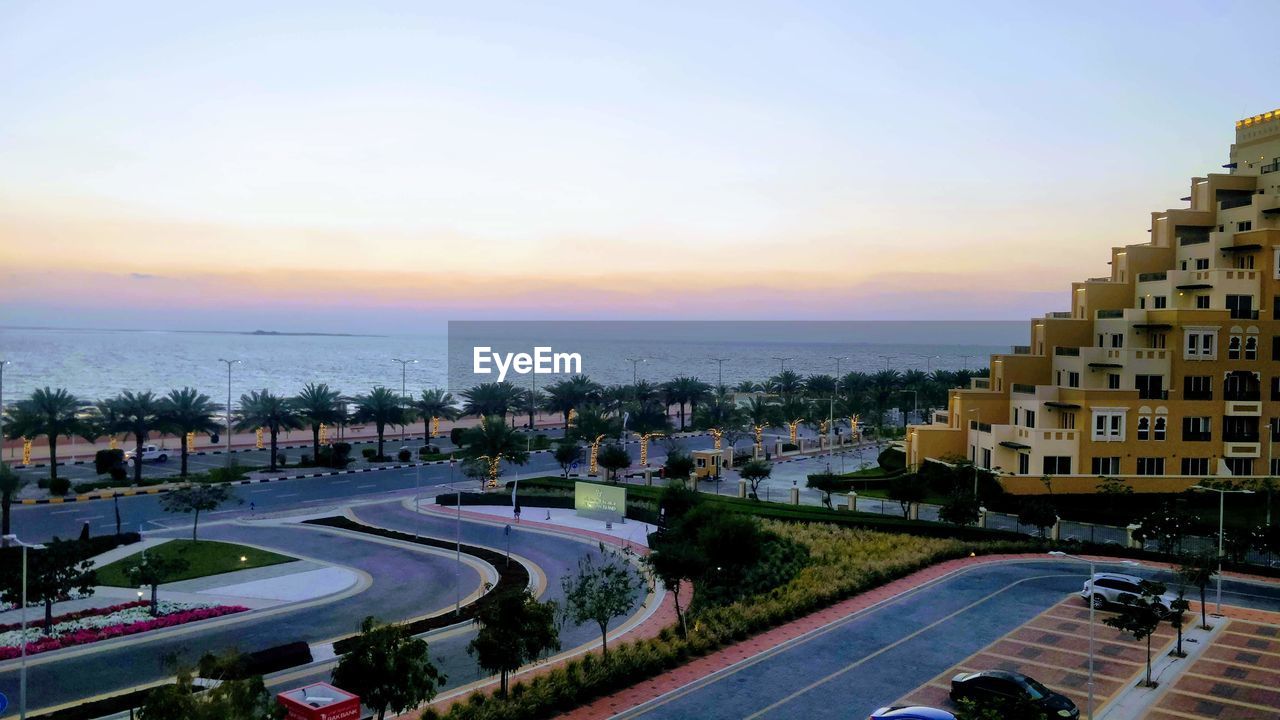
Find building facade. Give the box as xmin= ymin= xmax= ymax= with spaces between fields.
xmin=905 ymin=109 xmax=1280 ymax=494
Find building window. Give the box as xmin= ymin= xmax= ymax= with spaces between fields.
xmin=1182 ymin=416 xmax=1211 ymax=441
xmin=1196 ymin=296 xmax=1211 ymax=309
xmin=1224 ymin=371 xmax=1261 ymax=401
xmin=1137 ymin=415 xmax=1150 ymax=440
xmin=1067 ymin=371 xmax=1080 ymax=388
xmin=1184 ymin=329 xmax=1216 ymax=359
xmin=1180 ymin=457 xmax=1210 ymax=476
xmin=1110 ymin=334 xmax=1124 ymax=348
xmin=1229 ymin=335 xmax=1242 ymax=360
xmin=1092 ymin=410 xmax=1125 ymax=441
xmin=1061 ymin=412 xmax=1076 ymax=430
xmin=1272 ymin=376 xmax=1280 ymax=401
xmin=1272 ymin=335 xmax=1280 ymax=361
xmin=1238 ymin=221 xmax=1253 ymax=232
xmin=1139 ymin=297 xmax=1145 ymax=309
xmin=1272 ymin=457 xmax=1280 ymax=476
xmin=1184 ymin=375 xmax=1213 ymax=400
xmin=1136 ymin=457 xmax=1165 ymax=476
xmin=1152 ymin=333 xmax=1166 ymax=349
xmin=1043 ymin=456 xmax=1071 ymax=474
xmin=1153 ymin=296 xmax=1167 ymax=309
xmin=1225 ymin=458 xmax=1255 ymax=476
xmin=1108 ymin=374 xmax=1121 ymax=390
xmin=1227 ymin=294 xmax=1254 ymax=320
xmin=1091 ymin=457 xmax=1120 ymax=475
xmin=1025 ymin=410 xmax=1036 ymax=429
xmin=1136 ymin=375 xmax=1164 ymax=400
xmin=1153 ymin=415 xmax=1166 ymax=440
xmin=1018 ymin=453 xmax=1029 ymax=475
xmin=981 ymin=448 xmax=991 ymax=469
xmin=1196 ymin=258 xmax=1210 ymax=270
xmin=1223 ymin=416 xmax=1259 ymax=442
xmin=1246 ymin=336 xmax=1257 ymax=360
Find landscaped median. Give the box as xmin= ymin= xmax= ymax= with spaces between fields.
xmin=0 ymin=599 xmax=248 ymax=660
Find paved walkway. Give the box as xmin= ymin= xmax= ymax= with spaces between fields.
xmin=429 ymin=502 xmax=657 ymax=548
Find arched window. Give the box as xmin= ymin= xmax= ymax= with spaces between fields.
xmin=1245 ymin=336 xmax=1258 ymax=360
xmin=1229 ymin=335 xmax=1242 ymax=360
xmin=1153 ymin=416 xmax=1166 ymax=441
xmin=1137 ymin=415 xmax=1150 ymax=440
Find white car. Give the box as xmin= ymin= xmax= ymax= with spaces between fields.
xmin=125 ymin=444 xmax=168 ymax=464
xmin=1080 ymin=572 xmax=1178 ymax=614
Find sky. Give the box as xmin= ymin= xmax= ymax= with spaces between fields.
xmin=1 ymin=0 xmax=1277 ymax=332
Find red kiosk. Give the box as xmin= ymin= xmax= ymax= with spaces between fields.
xmin=277 ymin=682 xmax=361 ymax=720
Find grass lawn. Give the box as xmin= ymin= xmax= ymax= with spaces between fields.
xmin=96 ymin=540 xmax=296 ymax=587
xmin=858 ymin=486 xmax=952 ymax=507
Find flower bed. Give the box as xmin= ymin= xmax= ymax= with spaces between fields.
xmin=0 ymin=600 xmax=248 ymax=660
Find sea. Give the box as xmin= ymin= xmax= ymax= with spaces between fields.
xmin=0 ymin=322 xmax=1025 ymax=403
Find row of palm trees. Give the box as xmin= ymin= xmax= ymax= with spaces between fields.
xmin=1 ymin=384 xmax=462 ymax=482
xmin=2 ymin=366 xmax=986 ymax=483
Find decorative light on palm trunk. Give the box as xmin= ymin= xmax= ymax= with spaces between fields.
xmin=640 ymin=432 xmax=664 ymax=466
xmin=710 ymin=428 xmax=722 ymax=451
xmin=753 ymin=425 xmax=764 ymax=454
xmin=255 ymin=428 xmax=264 ymax=449
xmin=849 ymin=414 xmax=861 ymax=437
xmin=567 ymin=408 xmax=577 ymax=428
xmin=477 ymin=454 xmax=503 ymax=489
xmin=589 ymin=433 xmax=606 ymax=475
xmin=788 ymin=420 xmax=801 ymax=444
xmin=818 ymin=420 xmax=829 ymax=436
xmin=186 ymin=432 xmax=195 ymax=450
xmin=109 ymin=437 xmax=118 ymax=450
xmin=319 ymin=423 xmax=328 ymax=444
xmin=22 ymin=439 xmax=31 ymax=465
xmin=431 ymin=416 xmax=440 ymax=438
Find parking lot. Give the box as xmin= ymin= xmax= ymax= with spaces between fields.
xmin=895 ymin=596 xmax=1177 ymax=713
xmin=1147 ymin=616 xmax=1280 ymax=720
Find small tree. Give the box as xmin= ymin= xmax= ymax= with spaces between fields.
xmin=598 ymin=444 xmax=631 ymax=482
xmin=662 ymin=451 xmax=695 ymax=486
xmin=0 ymin=538 xmax=96 ymax=633
xmin=0 ymin=462 xmax=27 ymax=544
xmin=468 ymin=587 xmax=559 ymax=694
xmin=887 ymin=473 xmax=928 ymax=518
xmin=124 ymin=553 xmax=190 ymax=616
xmin=738 ymin=459 xmax=772 ymax=499
xmin=1018 ymin=499 xmax=1058 ymax=539
xmin=805 ymin=473 xmax=844 ymax=510
xmin=1178 ymin=550 xmax=1218 ymax=630
xmin=939 ymin=492 xmax=981 ymax=526
xmin=332 ymin=616 xmax=445 ymax=720
xmin=1168 ymin=588 xmax=1191 ymax=657
xmin=160 ymin=484 xmax=238 ymax=542
xmin=1103 ymin=580 xmax=1167 ymax=687
xmin=644 ymin=533 xmax=706 ymax=637
xmin=561 ymin=542 xmax=647 ymax=658
xmin=1132 ymin=504 xmax=1197 ymax=555
xmin=954 ymin=696 xmax=1048 ymax=720
xmin=658 ymin=482 xmax=702 ymax=526
xmin=139 ymin=671 xmax=281 ymax=720
xmin=553 ymin=441 xmax=580 ymax=478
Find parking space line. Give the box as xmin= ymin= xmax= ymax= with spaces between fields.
xmin=1183 ymin=670 xmax=1278 ymax=692
xmin=1164 ymin=688 xmax=1277 ymax=716
xmin=969 ymin=649 xmax=1129 ymax=683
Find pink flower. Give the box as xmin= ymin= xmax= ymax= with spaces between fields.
xmin=0 ymin=605 xmax=248 ymax=659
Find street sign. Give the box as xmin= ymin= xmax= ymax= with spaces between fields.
xmin=0 ymin=691 xmax=9 ymax=714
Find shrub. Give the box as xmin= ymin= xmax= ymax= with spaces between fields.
xmin=361 ymin=448 xmax=377 ymax=460
xmin=94 ymin=449 xmax=125 ymax=476
xmin=108 ymin=465 xmax=128 ymax=483
xmin=49 ymin=476 xmax=71 ymax=496
xmin=275 ymin=452 xmax=287 ymax=467
xmin=398 ymin=448 xmax=412 ymax=462
xmin=781 ymin=442 xmax=799 ymax=452
xmin=877 ymin=446 xmax=906 ymax=474
xmin=450 ymin=427 xmax=465 ymax=446
xmin=299 ymin=453 xmax=313 ymax=467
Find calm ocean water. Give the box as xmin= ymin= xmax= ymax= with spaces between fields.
xmin=0 ymin=323 xmax=1024 ymax=403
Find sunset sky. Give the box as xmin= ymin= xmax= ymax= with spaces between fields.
xmin=1 ymin=1 xmax=1275 ymax=332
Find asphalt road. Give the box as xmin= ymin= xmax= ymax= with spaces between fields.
xmin=613 ymin=559 xmax=1280 ymax=720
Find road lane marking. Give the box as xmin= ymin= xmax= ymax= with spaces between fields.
xmin=277 ymin=493 xmax=299 ymax=498
xmin=74 ymin=515 xmax=104 ymax=521
xmin=249 ymin=488 xmax=273 ymax=493
xmin=50 ymin=509 xmax=79 ymax=515
xmin=358 ymin=484 xmax=376 ymax=489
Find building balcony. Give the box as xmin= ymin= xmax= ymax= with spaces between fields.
xmin=1223 ymin=431 xmax=1260 ymax=443
xmin=1011 ymin=345 xmax=1032 ymax=355
xmin=1224 ymin=442 xmax=1261 ymax=458
xmin=1225 ymin=400 xmax=1262 ymax=416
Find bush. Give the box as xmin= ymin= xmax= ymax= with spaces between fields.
xmin=319 ymin=442 xmax=353 ymax=469
xmin=49 ymin=476 xmax=71 ymax=496
xmin=877 ymin=446 xmax=906 ymax=474
xmin=108 ymin=465 xmax=128 ymax=483
xmin=418 ymin=445 xmax=439 ymax=458
xmin=398 ymin=448 xmax=412 ymax=462
xmin=94 ymin=449 xmax=125 ymax=476
xmin=275 ymin=452 xmax=287 ymax=467
xmin=299 ymin=453 xmax=313 ymax=467
xmin=450 ymin=427 xmax=465 ymax=446
xmin=781 ymin=442 xmax=799 ymax=452
xmin=361 ymin=448 xmax=377 ymax=460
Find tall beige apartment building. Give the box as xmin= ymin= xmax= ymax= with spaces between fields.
xmin=905 ymin=109 xmax=1280 ymax=494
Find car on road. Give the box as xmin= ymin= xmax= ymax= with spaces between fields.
xmin=125 ymin=444 xmax=168 ymax=464
xmin=950 ymin=670 xmax=1079 ymax=718
xmin=868 ymin=707 xmax=956 ymax=720
xmin=1080 ymin=572 xmax=1178 ymax=614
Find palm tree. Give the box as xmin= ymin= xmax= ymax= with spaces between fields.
xmin=767 ymin=370 xmax=804 ymax=398
xmin=461 ymin=382 xmax=521 ymax=420
xmin=804 ymin=374 xmax=837 ymax=398
xmin=106 ymin=391 xmax=164 ymax=486
xmin=462 ymin=415 xmax=530 ymax=487
xmin=663 ymin=376 xmax=708 ymax=431
xmin=570 ymin=404 xmax=620 ymax=442
xmin=744 ymin=396 xmax=778 ymax=447
xmin=235 ymin=390 xmax=303 ymax=471
xmin=632 ymin=380 xmax=661 ymax=404
xmin=1 ymin=462 xmax=26 ymax=546
xmin=626 ymin=398 xmax=671 ymax=436
xmin=412 ymin=388 xmax=459 ymax=441
xmin=868 ymin=369 xmax=903 ymax=430
xmin=517 ymin=387 xmax=544 ymax=429
xmin=159 ymin=388 xmax=221 ymax=477
xmin=2 ymin=388 xmax=86 ymax=485
xmin=734 ymin=379 xmax=762 ymax=393
xmin=542 ymin=375 xmax=601 ymax=430
xmin=600 ymin=385 xmax=632 ymax=415
xmin=292 ymin=383 xmax=345 ymax=460
xmin=352 ymin=386 xmax=408 ymax=459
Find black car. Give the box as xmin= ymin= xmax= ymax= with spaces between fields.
xmin=949 ymin=670 xmax=1079 ymax=718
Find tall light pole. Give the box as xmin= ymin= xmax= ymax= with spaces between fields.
xmin=0 ymin=359 xmax=9 ymax=463
xmin=960 ymin=355 xmax=972 ymax=371
xmin=917 ymin=354 xmax=940 ymax=372
xmin=393 ymin=358 xmax=417 ymax=442
xmin=879 ymin=355 xmax=896 ymax=370
xmin=626 ymin=357 xmax=646 ymax=386
xmin=5 ymin=533 xmax=45 ymax=720
xmin=1048 ymin=552 xmax=1139 ymax=720
xmin=1191 ymin=484 xmax=1254 ymax=613
xmin=711 ymin=357 xmax=728 ymax=390
xmin=772 ymin=357 xmax=792 ymax=373
xmin=829 ymin=356 xmax=848 ymax=456
xmin=217 ymin=359 xmax=240 ymax=465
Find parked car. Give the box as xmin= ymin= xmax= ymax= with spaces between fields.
xmin=950 ymin=670 xmax=1079 ymax=718
xmin=868 ymin=707 xmax=956 ymax=720
xmin=1080 ymin=572 xmax=1177 ymax=615
xmin=125 ymin=444 xmax=168 ymax=464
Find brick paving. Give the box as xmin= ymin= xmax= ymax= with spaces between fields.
xmin=1148 ymin=611 xmax=1280 ymax=720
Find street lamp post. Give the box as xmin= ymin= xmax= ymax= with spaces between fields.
xmin=217 ymin=359 xmax=240 ymax=465
xmin=4 ymin=533 xmax=46 ymax=720
xmin=1191 ymin=484 xmax=1254 ymax=613
xmin=393 ymin=358 xmax=417 ymax=443
xmin=828 ymin=356 xmax=848 ymax=457
xmin=0 ymin=359 xmax=9 ymax=463
xmin=711 ymin=358 xmax=728 ymax=390
xmin=771 ymin=357 xmax=792 ymax=374
xmin=626 ymin=357 xmax=646 ymax=387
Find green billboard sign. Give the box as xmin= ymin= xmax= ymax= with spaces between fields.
xmin=574 ymin=481 xmax=626 ymax=519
